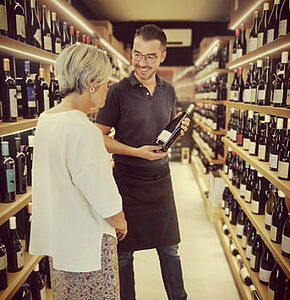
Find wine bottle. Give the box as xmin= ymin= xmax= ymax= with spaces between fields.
xmin=61 ymin=21 xmax=70 ymax=48
xmin=36 ymin=68 xmax=49 ymax=115
xmin=225 ymin=191 xmax=233 ymax=217
xmin=0 ymin=0 xmax=8 ymax=36
xmin=265 ymin=185 xmax=278 ymax=230
xmin=69 ymin=25 xmax=75 ymax=45
xmin=236 ymin=67 xmax=244 ymax=102
xmin=272 ymin=51 xmax=288 ymax=107
xmin=13 ymin=282 xmax=32 ymax=299
xmin=237 ymin=23 xmax=246 ymax=58
xmin=246 ymin=225 xmax=256 ymax=260
xmin=281 ymin=214 xmax=290 ymax=258
xmin=228 ymin=151 xmax=236 ymax=181
xmin=51 ymin=12 xmax=61 ymax=54
xmin=0 ymin=238 xmax=7 ymax=291
xmin=21 ymin=61 xmax=36 ymax=119
xmin=75 ymin=30 xmax=81 ymax=44
xmin=269 ymin=118 xmax=284 ymax=171
xmin=252 ymin=60 xmax=263 ymax=104
xmin=250 ymin=232 xmax=263 ymax=272
xmin=243 ymin=63 xmax=253 ymax=104
xmin=224 ymin=147 xmax=232 ymax=174
xmin=278 ymin=0 xmax=290 ymax=37
xmin=240 ymin=161 xmax=249 ymax=199
xmin=229 ymin=238 xmax=239 ymax=256
xmin=49 ymin=68 xmax=61 ymax=108
xmin=155 ymin=104 xmax=194 ymax=151
xmin=257 ymin=57 xmax=272 ymax=105
xmin=230 ymin=69 xmax=238 ymax=101
xmin=30 ymin=263 xmax=46 ymax=300
xmin=257 ymin=3 xmax=270 ymax=48
xmin=41 ymin=5 xmax=52 ymax=52
xmin=1 ymin=58 xmax=17 ymax=122
xmin=11 ymin=0 xmax=26 ymax=42
xmin=26 ymin=0 xmax=41 ymax=48
xmin=249 ymin=10 xmax=259 ymax=52
xmin=236 ymin=111 xmax=244 ymax=146
xmin=278 ymin=118 xmax=290 ymax=180
xmin=86 ymin=35 xmax=91 ymax=45
xmin=251 ymin=172 xmax=267 ymax=215
xmin=7 ymin=216 xmax=24 ymax=272
xmin=267 ymin=0 xmax=281 ymax=43
xmin=245 ymin=165 xmax=256 ymax=203
xmin=242 ymin=218 xmax=251 ymax=249
xmin=243 ymin=111 xmax=254 ymax=151
xmin=268 ymin=263 xmax=286 ymax=299
xmin=259 ymin=245 xmax=275 ymax=285
xmin=232 ymin=29 xmax=239 ymax=61
xmin=14 ymin=137 xmax=27 ymax=194
xmin=229 ymin=199 xmax=239 ymax=225
xmin=23 ymin=135 xmax=34 ymax=187
xmin=222 ymin=220 xmax=229 ymax=235
xmin=258 ymin=115 xmax=271 ymax=161
xmin=249 ymin=113 xmax=259 ymax=156
xmin=236 ymin=208 xmax=247 ymax=238
xmin=270 ymin=190 xmax=288 ymax=243
xmin=81 ymin=34 xmax=86 ymax=44
xmin=221 ymin=184 xmax=230 ymax=209
xmin=0 ymin=141 xmax=16 ymax=203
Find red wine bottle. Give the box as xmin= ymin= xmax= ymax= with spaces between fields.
xmin=257 ymin=3 xmax=270 ymax=48
xmin=51 ymin=12 xmax=61 ymax=54
xmin=0 ymin=141 xmax=16 ymax=203
xmin=246 ymin=225 xmax=256 ymax=260
xmin=0 ymin=0 xmax=8 ymax=36
xmin=14 ymin=137 xmax=27 ymax=194
xmin=61 ymin=21 xmax=70 ymax=48
xmin=27 ymin=0 xmax=41 ymax=48
xmin=243 ymin=111 xmax=254 ymax=151
xmin=240 ymin=161 xmax=249 ymax=199
xmin=242 ymin=218 xmax=251 ymax=249
xmin=251 ymin=172 xmax=267 ymax=215
xmin=69 ymin=25 xmax=75 ymax=45
xmin=11 ymin=0 xmax=26 ymax=42
xmin=245 ymin=165 xmax=256 ymax=203
xmin=30 ymin=263 xmax=46 ymax=300
xmin=23 ymin=135 xmax=34 ymax=187
xmin=250 ymin=232 xmax=263 ymax=272
xmin=236 ymin=67 xmax=244 ymax=102
xmin=229 ymin=199 xmax=239 ymax=225
xmin=155 ymin=104 xmax=194 ymax=151
xmin=249 ymin=10 xmax=259 ymax=52
xmin=259 ymin=244 xmax=274 ymax=285
xmin=257 ymin=57 xmax=272 ymax=106
xmin=269 ymin=118 xmax=284 ymax=171
xmin=265 ymin=185 xmax=278 ymax=230
xmin=268 ymin=263 xmax=286 ymax=299
xmin=221 ymin=184 xmax=230 ymax=209
xmin=236 ymin=208 xmax=247 ymax=238
xmin=1 ymin=58 xmax=17 ymax=122
xmin=281 ymin=214 xmax=290 ymax=258
xmin=76 ymin=30 xmax=81 ymax=44
xmin=49 ymin=68 xmax=61 ymax=108
xmin=243 ymin=63 xmax=254 ymax=103
xmin=0 ymin=238 xmax=8 ymax=291
xmin=267 ymin=0 xmax=281 ymax=43
xmin=278 ymin=0 xmax=290 ymax=37
xmin=41 ymin=5 xmax=52 ymax=52
xmin=36 ymin=68 xmax=49 ymax=115
xmin=82 ymin=34 xmax=86 ymax=44
xmin=13 ymin=282 xmax=32 ymax=299
xmin=258 ymin=115 xmax=271 ymax=161
xmin=7 ymin=216 xmax=24 ymax=272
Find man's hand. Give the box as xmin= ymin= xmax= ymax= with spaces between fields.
xmin=116 ymin=226 xmax=127 ymax=241
xmin=173 ymin=111 xmax=191 ymax=140
xmin=135 ymin=145 xmax=168 ymax=161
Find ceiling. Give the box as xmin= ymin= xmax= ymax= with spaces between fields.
xmin=80 ymin=0 xmax=231 ymax=22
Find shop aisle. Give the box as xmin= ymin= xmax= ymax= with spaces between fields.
xmin=133 ymin=162 xmax=240 ymax=300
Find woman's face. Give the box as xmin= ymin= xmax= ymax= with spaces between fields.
xmin=92 ymin=82 xmax=108 ymax=108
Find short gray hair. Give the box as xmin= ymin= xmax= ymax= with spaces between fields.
xmin=55 ymin=44 xmax=112 ymax=97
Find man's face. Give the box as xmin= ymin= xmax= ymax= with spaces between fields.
xmin=132 ymin=36 xmax=166 ymax=82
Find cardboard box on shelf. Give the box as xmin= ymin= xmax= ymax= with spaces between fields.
xmin=93 ymin=26 xmax=111 ymax=42
xmin=91 ymin=20 xmax=113 ymax=35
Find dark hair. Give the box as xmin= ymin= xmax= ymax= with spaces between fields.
xmin=134 ymin=24 xmax=167 ymax=50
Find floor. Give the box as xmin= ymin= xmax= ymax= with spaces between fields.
xmin=133 ymin=162 xmax=241 ymax=300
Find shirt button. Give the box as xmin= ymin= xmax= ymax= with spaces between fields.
xmin=139 ymin=85 xmax=142 ymax=88
xmin=146 ymin=92 xmax=149 ymax=96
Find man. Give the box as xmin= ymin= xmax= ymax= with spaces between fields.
xmin=96 ymin=24 xmax=188 ymax=300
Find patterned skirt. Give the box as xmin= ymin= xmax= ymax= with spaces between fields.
xmin=49 ymin=234 xmax=120 ymax=300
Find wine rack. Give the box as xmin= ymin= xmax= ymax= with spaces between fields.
xmin=193 ymin=119 xmax=226 ymax=135
xmin=0 ymin=118 xmax=39 ymax=137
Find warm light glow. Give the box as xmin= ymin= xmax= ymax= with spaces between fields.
xmin=0 ymin=45 xmax=56 ymax=64
xmin=98 ymin=37 xmax=130 ymax=66
xmin=51 ymin=0 xmax=95 ymax=36
xmin=229 ymin=42 xmax=290 ymax=70
xmin=194 ymin=72 xmax=219 ymax=84
xmin=229 ymin=0 xmax=264 ymax=30
xmin=172 ymin=66 xmax=194 ymax=83
xmin=195 ymin=39 xmax=220 ymax=67
xmin=175 ymin=82 xmax=194 ymax=89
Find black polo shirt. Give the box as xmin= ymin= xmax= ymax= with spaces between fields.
xmin=96 ymin=72 xmax=176 ymax=168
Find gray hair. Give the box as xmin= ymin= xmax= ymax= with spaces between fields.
xmin=55 ymin=44 xmax=112 ymax=97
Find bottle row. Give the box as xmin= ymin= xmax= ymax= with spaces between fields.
xmin=231 ymin=0 xmax=289 ymax=61
xmin=194 ymin=74 xmax=228 ymax=100
xmin=194 ymin=103 xmax=226 ymax=131
xmin=226 ymin=110 xmax=290 ymax=180
xmin=229 ymin=51 xmax=290 ymax=107
xmin=221 ymin=220 xmax=288 ymax=299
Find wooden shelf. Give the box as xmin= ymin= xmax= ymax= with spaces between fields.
xmin=0 ymin=36 xmax=57 ymax=64
xmin=0 ymin=252 xmax=42 ymax=300
xmin=193 ymin=99 xmax=227 ymax=105
xmin=0 ymin=118 xmax=38 ymax=137
xmin=222 ymin=137 xmax=290 ymax=199
xmin=194 ymin=69 xmax=230 ymax=84
xmin=219 ymin=170 xmax=290 ymax=279
xmin=0 ymin=188 xmax=31 ymax=226
xmin=192 ymin=134 xmax=224 ymax=164
xmin=193 ymin=119 xmax=226 ymax=135
xmin=220 ymin=207 xmax=268 ymax=299
xmin=227 ymin=34 xmax=290 ymax=70
xmin=225 ymin=102 xmax=290 ymax=118
xmin=215 ymin=220 xmax=252 ymax=300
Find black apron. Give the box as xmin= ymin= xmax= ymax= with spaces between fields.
xmin=113 ymin=163 xmax=181 ymax=252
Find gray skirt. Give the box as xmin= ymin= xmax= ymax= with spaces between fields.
xmin=49 ymin=234 xmax=120 ymax=300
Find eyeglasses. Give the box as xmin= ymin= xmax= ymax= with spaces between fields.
xmin=132 ymin=51 xmax=159 ymax=64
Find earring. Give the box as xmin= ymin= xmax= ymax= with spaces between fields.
xmin=90 ymin=87 xmax=96 ymax=93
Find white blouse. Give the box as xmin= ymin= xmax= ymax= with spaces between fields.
xmin=29 ymin=110 xmax=122 ymax=272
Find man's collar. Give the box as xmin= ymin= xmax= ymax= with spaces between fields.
xmin=128 ymin=72 xmax=164 ymax=87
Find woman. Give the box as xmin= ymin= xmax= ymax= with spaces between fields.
xmin=29 ymin=44 xmax=127 ymax=299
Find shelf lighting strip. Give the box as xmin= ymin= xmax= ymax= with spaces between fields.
xmin=229 ymin=0 xmax=264 ymax=30
xmin=172 ymin=66 xmax=194 ymax=83
xmin=195 ymin=39 xmax=220 ymax=67
xmin=0 ymin=45 xmax=56 ymax=64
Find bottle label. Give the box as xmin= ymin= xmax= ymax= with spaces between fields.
xmin=265 ymin=213 xmax=272 ymax=228
xmin=267 ymin=29 xmax=275 ymax=43
xmin=251 ymin=200 xmax=260 ymax=214
xmin=243 ymin=138 xmax=250 ymax=151
xmin=27 ymin=87 xmax=36 ymax=108
xmin=232 ymin=130 xmax=237 ymax=142
xmin=249 ymin=141 xmax=256 ymax=155
xmin=250 ymin=254 xmax=256 ymax=269
xmin=269 ymin=153 xmax=278 ymax=169
xmin=243 ymin=88 xmax=251 ymax=103
xmin=246 ymin=245 xmax=252 ymax=259
xmin=230 ymin=90 xmax=235 ymax=101
xmin=278 ymin=161 xmax=289 ymax=179
xmin=55 ymin=42 xmax=62 ymax=54
xmin=232 ymin=53 xmax=237 ymax=62
xmin=221 ymin=199 xmax=225 ymax=208
xmin=249 ymin=37 xmax=258 ymax=52
xmin=281 ymin=234 xmax=290 ymax=254
xmin=259 ymin=267 xmax=271 ymax=283
xmin=240 ymin=184 xmax=246 ymax=197
xmin=237 ymin=133 xmax=243 ymax=145
xmin=270 ymin=225 xmax=278 ymax=242
xmin=278 ymin=19 xmax=287 ymax=37
xmin=229 ymin=211 xmax=232 ymax=222
xmin=9 ymin=88 xmax=18 ymax=118
xmin=286 ymin=89 xmax=290 ymax=106
xmin=44 ymin=35 xmax=52 ymax=51
xmin=228 ymin=169 xmax=233 ymax=180
xmin=34 ymin=28 xmax=42 ymax=47
xmin=6 ymin=169 xmax=16 ymax=193
xmin=273 ymin=89 xmax=283 ymax=104
xmin=257 ymin=32 xmax=264 ymax=48
xmin=258 ymin=89 xmax=266 ymax=101
xmin=240 ymin=266 xmax=248 ymax=281
xmin=268 ymin=288 xmax=275 ymax=300
xmin=225 ymin=207 xmax=230 ymax=216
xmin=16 ymin=14 xmax=25 ymax=38
xmin=0 ymin=4 xmax=8 ymax=31
xmin=157 ymin=130 xmax=172 ymax=144
xmin=236 ymin=224 xmax=244 ymax=236
xmin=258 ymin=144 xmax=266 ymax=160
xmin=237 ymin=48 xmax=243 ymax=59
xmin=17 ymin=250 xmax=24 ymax=268
xmin=242 ymin=235 xmax=247 ymax=248
xmin=245 ymin=190 xmax=252 ymax=203
xmin=43 ymin=89 xmax=50 ymax=111
xmin=0 ymin=254 xmax=7 ymax=270
xmin=224 ymin=165 xmax=228 ymax=174
xmin=250 ymin=88 xmax=257 ymax=103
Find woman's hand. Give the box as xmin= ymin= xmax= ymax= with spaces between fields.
xmin=135 ymin=145 xmax=168 ymax=161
